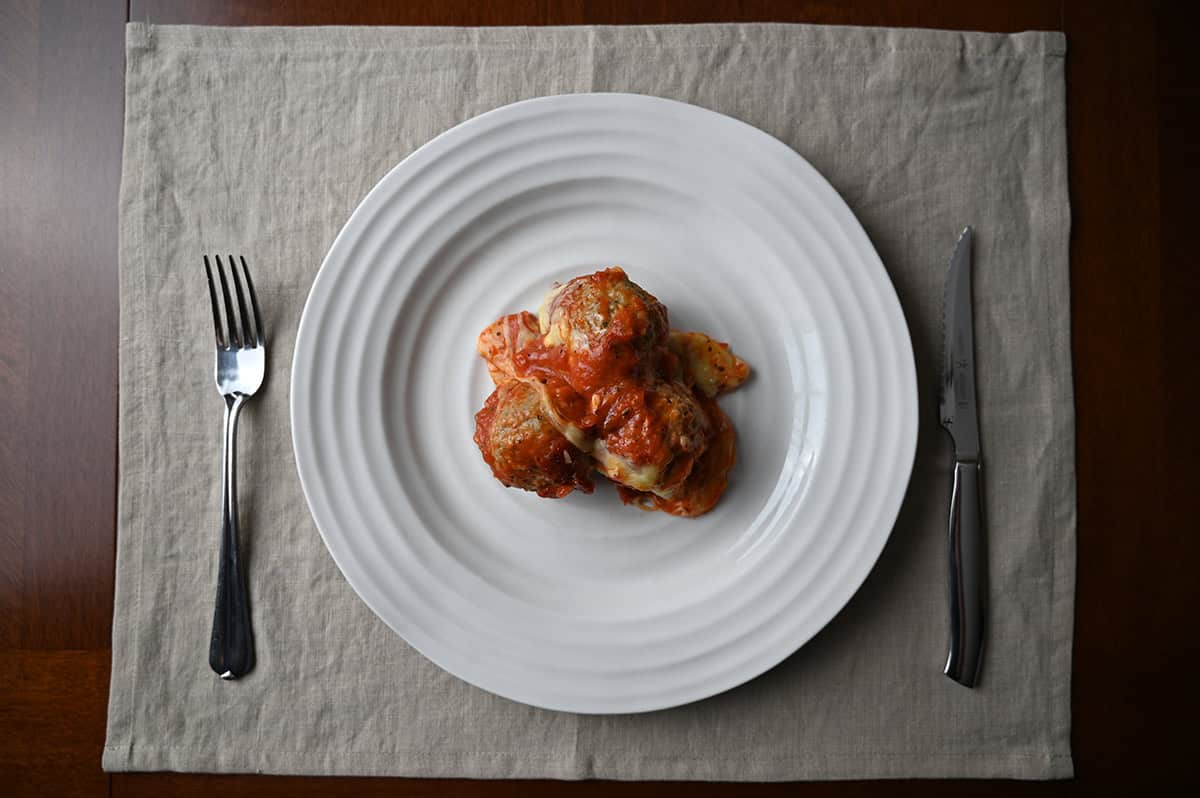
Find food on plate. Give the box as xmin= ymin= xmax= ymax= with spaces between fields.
xmin=473 ymin=380 xmax=594 ymax=499
xmin=616 ymin=395 xmax=737 ymax=517
xmin=473 ymin=267 xmax=749 ymax=517
xmin=590 ymin=377 xmax=710 ymax=496
xmin=667 ymin=331 xmax=752 ymax=398
xmin=538 ymin=268 xmax=670 ymax=395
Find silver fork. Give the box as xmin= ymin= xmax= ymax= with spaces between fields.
xmin=203 ymin=254 xmax=265 ymax=680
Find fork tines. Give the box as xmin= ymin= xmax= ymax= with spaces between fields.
xmin=203 ymin=255 xmax=264 ymax=350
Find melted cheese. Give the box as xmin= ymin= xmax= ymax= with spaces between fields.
xmin=530 ymin=380 xmax=594 ymax=452
xmin=591 ymin=440 xmax=663 ymax=494
xmin=477 ymin=312 xmax=541 ymax=384
xmin=538 ymin=283 xmax=568 ymax=346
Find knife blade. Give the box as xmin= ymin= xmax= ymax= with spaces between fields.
xmin=939 ymin=226 xmax=986 ymax=687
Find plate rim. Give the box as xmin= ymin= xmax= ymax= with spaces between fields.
xmin=290 ymin=92 xmax=919 ymax=713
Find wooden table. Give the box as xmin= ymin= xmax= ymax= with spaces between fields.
xmin=2 ymin=1 xmax=1194 ymax=795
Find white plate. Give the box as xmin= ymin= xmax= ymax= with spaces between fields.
xmin=291 ymin=94 xmax=917 ymax=713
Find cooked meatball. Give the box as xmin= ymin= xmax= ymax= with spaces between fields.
xmin=590 ymin=378 xmax=710 ymax=497
xmin=618 ymin=396 xmax=737 ymax=517
xmin=538 ymin=267 xmax=669 ymax=394
xmin=474 ymin=380 xmax=594 ymax=498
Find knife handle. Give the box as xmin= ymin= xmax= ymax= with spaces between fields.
xmin=944 ymin=461 xmax=986 ymax=687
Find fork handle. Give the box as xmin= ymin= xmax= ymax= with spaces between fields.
xmin=209 ymin=394 xmax=255 ymax=680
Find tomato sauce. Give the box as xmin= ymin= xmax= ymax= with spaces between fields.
xmin=473 ymin=381 xmax=594 ymax=499
xmin=615 ymin=396 xmax=736 ymax=517
xmin=476 ymin=267 xmax=743 ymax=516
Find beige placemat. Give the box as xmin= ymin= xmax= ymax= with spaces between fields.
xmin=104 ymin=22 xmax=1074 ymax=780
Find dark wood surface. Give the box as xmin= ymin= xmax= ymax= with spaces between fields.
xmin=1 ymin=0 xmax=1195 ymax=795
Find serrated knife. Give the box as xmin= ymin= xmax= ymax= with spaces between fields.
xmin=940 ymin=226 xmax=986 ymax=687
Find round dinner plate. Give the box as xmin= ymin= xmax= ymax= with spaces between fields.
xmin=291 ymin=93 xmax=917 ymax=713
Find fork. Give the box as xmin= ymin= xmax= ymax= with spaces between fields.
xmin=203 ymin=254 xmax=265 ymax=680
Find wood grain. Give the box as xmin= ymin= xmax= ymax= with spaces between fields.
xmin=0 ymin=0 xmax=123 ymax=653
xmin=1064 ymin=0 xmax=1199 ymax=787
xmin=108 ymin=775 xmax=1084 ymax=798
xmin=129 ymin=0 xmax=1062 ymax=29
xmin=0 ymin=649 xmax=112 ymax=798
xmin=1149 ymin=0 xmax=1200 ymax=786
xmin=1 ymin=1 xmax=124 ymax=795
xmin=0 ymin=0 xmax=39 ymax=653
xmin=1064 ymin=0 xmax=1160 ymax=782
xmin=3 ymin=0 xmax=1195 ymax=795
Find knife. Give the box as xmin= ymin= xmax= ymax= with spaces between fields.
xmin=939 ymin=226 xmax=986 ymax=687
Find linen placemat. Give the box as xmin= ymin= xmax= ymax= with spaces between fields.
xmin=104 ymin=22 xmax=1074 ymax=780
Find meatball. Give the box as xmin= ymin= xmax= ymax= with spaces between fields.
xmin=618 ymin=397 xmax=737 ymax=517
xmin=590 ymin=378 xmax=711 ymax=497
xmin=474 ymin=380 xmax=594 ymax=498
xmin=538 ymin=267 xmax=669 ymax=394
